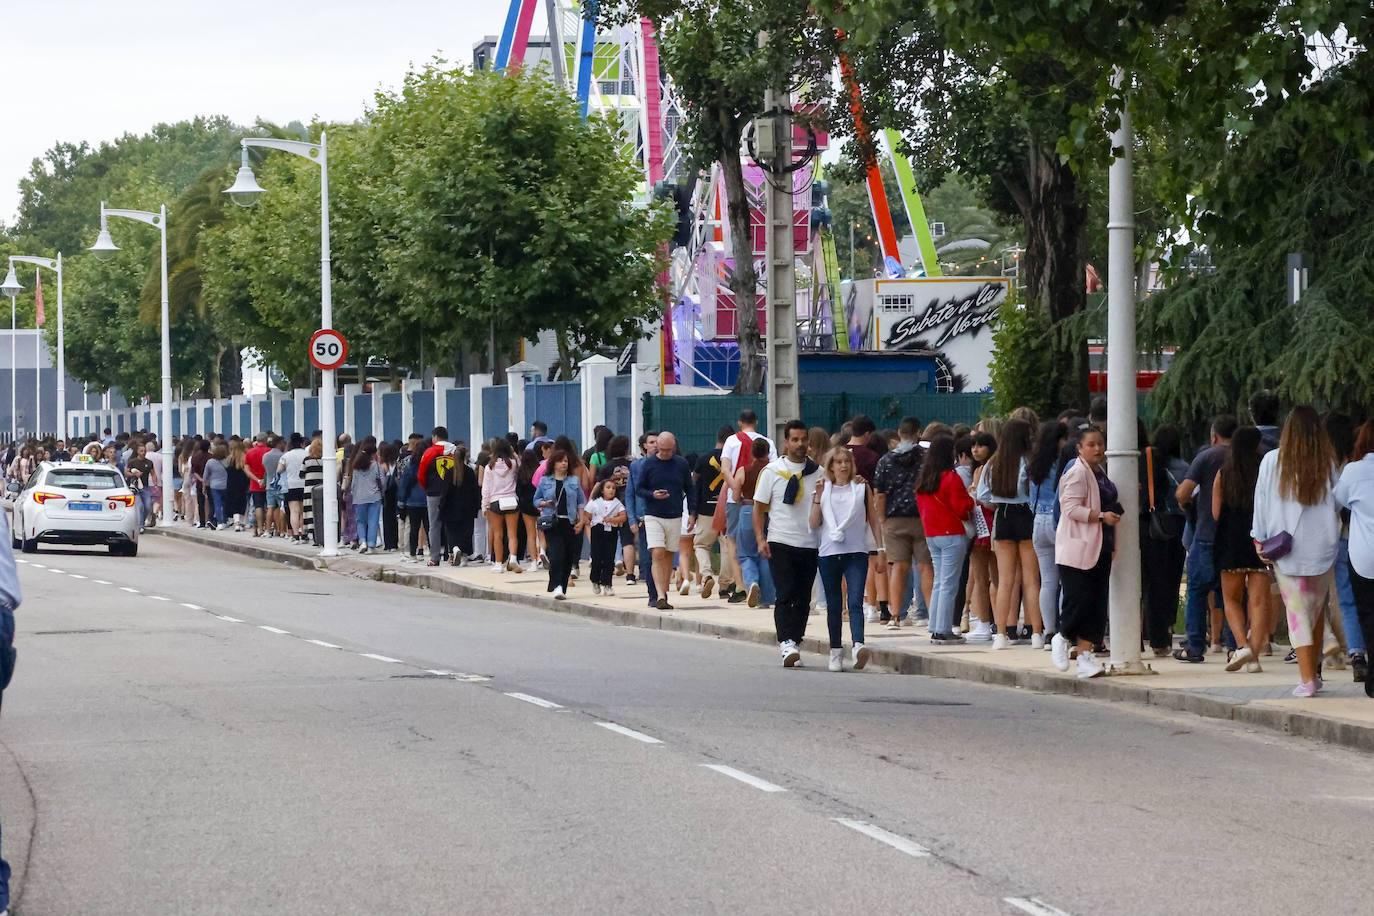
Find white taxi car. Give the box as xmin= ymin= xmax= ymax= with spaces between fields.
xmin=6 ymin=459 xmax=139 ymax=556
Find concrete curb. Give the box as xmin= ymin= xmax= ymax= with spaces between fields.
xmin=148 ymin=527 xmax=1374 ymax=753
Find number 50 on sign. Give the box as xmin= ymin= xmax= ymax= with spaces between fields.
xmin=308 ymin=329 xmax=349 ymax=371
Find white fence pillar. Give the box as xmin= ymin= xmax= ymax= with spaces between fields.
xmin=506 ymin=360 xmax=539 ymax=441
xmin=578 ymin=355 xmax=615 ymax=448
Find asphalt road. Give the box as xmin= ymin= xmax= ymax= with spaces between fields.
xmin=1 ymin=535 xmax=1370 ymax=915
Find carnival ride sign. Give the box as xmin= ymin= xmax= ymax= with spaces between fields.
xmin=873 ymin=277 xmax=1010 ymax=391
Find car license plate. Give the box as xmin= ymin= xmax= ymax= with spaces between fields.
xmin=70 ymin=502 xmax=102 ymax=511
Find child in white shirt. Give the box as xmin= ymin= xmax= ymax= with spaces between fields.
xmin=586 ymin=479 xmax=627 ymax=595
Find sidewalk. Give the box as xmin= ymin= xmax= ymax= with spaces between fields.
xmin=150 ymin=525 xmax=1374 ymax=753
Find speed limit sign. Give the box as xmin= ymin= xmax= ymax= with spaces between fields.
xmin=309 ymin=329 xmax=349 ymax=371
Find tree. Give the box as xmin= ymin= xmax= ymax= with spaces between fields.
xmin=600 ymin=0 xmax=812 ymax=394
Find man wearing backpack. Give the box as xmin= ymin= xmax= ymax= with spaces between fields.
xmin=719 ymin=410 xmax=775 ymax=604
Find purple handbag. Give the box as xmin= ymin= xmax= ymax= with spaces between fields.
xmin=1258 ymin=531 xmax=1293 ymax=562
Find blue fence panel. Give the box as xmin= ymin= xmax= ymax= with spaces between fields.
xmin=280 ymin=400 xmax=295 ymax=437
xmin=446 ymin=389 xmax=470 ymax=445
xmin=221 ymin=403 xmax=233 ymax=434
xmin=240 ymin=402 xmax=252 ymax=436
xmin=354 ymin=395 xmax=372 ymax=443
xmin=605 ymin=375 xmax=631 ymax=437
xmin=171 ymin=410 xmax=181 ymax=438
xmin=412 ymin=390 xmax=435 ymax=438
xmin=381 ymin=391 xmax=402 ymax=442
xmin=203 ymin=405 xmax=215 ymax=434
xmin=334 ymin=395 xmax=345 ymax=442
xmin=530 ymin=381 xmax=581 ymax=442
xmin=257 ymin=399 xmax=272 ymax=434
xmin=302 ymin=397 xmax=319 ymax=437
xmin=481 ymin=386 xmax=508 ymax=442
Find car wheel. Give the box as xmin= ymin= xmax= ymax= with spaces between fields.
xmin=20 ymin=534 xmax=37 ymax=554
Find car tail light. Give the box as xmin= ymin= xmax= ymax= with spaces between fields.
xmin=108 ymin=495 xmax=136 ymax=508
xmin=31 ymin=491 xmax=66 ymax=504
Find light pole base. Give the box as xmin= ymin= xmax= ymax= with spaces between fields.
xmin=317 ymin=547 xmax=340 ymax=559
xmin=1106 ymin=660 xmax=1158 ymax=676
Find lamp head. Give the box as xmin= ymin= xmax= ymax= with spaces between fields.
xmin=0 ymin=263 xmax=21 ymax=298
xmin=225 ymin=146 xmax=265 ymax=207
xmin=89 ymin=225 xmax=120 ymax=262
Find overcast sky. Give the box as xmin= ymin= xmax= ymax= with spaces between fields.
xmin=2 ymin=0 xmax=505 ymax=225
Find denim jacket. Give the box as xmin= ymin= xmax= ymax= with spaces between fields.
xmin=534 ymin=475 xmax=586 ymax=523
xmin=1030 ymin=460 xmax=1060 ymax=515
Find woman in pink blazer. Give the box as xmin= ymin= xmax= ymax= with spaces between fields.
xmin=1052 ymin=427 xmax=1122 ymax=678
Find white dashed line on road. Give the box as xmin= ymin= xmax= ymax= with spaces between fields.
xmin=48 ymin=568 xmax=65 ymax=574
xmin=832 ymin=819 xmax=930 ymax=858
xmin=93 ymin=579 xmax=111 ymax=585
xmin=504 ymin=692 xmax=563 ymax=709
xmin=13 ymin=559 xmax=25 ymax=564
xmin=214 ymin=615 xmax=243 ymax=623
xmin=307 ymin=639 xmax=342 ymax=649
xmin=700 ymin=764 xmax=785 ymax=793
xmin=149 ymin=595 xmax=169 ymax=601
xmin=119 ymin=587 xmax=139 ymax=593
xmin=258 ymin=626 xmax=290 ymax=635
xmin=359 ymin=653 xmax=403 ymax=663
xmin=180 ymin=602 xmax=203 ymax=610
xmin=596 ymin=722 xmax=663 ymax=744
xmin=68 ymin=574 xmax=86 ymax=579
xmin=1005 ymin=897 xmax=1074 ymax=916
xmin=29 ymin=563 xmax=45 ymax=569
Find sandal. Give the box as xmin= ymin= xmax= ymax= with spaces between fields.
xmin=1172 ymin=648 xmax=1205 ymax=663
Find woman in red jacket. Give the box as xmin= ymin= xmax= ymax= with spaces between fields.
xmin=916 ymin=436 xmax=976 ymax=644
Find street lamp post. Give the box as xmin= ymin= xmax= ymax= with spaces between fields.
xmin=90 ymin=203 xmax=174 ymax=527
xmin=0 ymin=264 xmax=19 ymax=442
xmin=223 ymin=134 xmax=340 ymax=557
xmin=8 ymin=254 xmax=64 ymax=439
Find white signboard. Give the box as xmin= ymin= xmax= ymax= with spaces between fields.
xmin=873 ymin=277 xmax=1010 ymax=392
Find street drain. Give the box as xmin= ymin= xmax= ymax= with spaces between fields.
xmin=32 ymin=629 xmax=113 ymax=636
xmin=859 ymin=698 xmax=971 ymax=707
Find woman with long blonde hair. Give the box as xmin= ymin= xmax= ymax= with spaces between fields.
xmin=1252 ymin=406 xmax=1340 ymax=696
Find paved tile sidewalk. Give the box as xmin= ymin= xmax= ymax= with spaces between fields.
xmin=151 ymin=525 xmax=1374 ymax=752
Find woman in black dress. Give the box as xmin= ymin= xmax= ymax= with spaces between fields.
xmin=1212 ymin=425 xmax=1268 ymax=673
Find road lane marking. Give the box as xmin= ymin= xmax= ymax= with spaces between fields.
xmin=13 ymin=559 xmax=25 ymax=564
xmin=119 ymin=586 xmax=139 ymax=593
xmin=307 ymin=639 xmax=342 ymax=649
xmin=258 ymin=626 xmax=290 ymax=635
xmin=149 ymin=595 xmax=169 ymax=601
xmin=596 ymin=722 xmax=663 ymax=744
xmin=1005 ymin=898 xmax=1074 ymax=916
xmin=504 ymin=692 xmax=563 ymax=709
xmin=48 ymin=568 xmax=65 ymax=574
xmin=832 ymin=819 xmax=930 ymax=858
xmin=359 ymin=653 xmax=403 ymax=664
xmin=93 ymin=579 xmax=111 ymax=585
xmin=29 ymin=563 xmax=45 ymax=568
xmin=700 ymin=764 xmax=785 ymax=793
xmin=68 ymin=574 xmax=87 ymax=579
xmin=180 ymin=602 xmax=204 ymax=610
xmin=214 ymin=615 xmax=244 ymax=623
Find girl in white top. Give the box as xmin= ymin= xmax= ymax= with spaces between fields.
xmin=809 ymin=447 xmax=884 ymax=671
xmin=1251 ymin=406 xmax=1340 ymax=697
xmin=585 ymin=479 xmax=627 ymax=596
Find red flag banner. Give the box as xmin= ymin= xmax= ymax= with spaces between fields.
xmin=34 ymin=270 xmax=45 ymax=327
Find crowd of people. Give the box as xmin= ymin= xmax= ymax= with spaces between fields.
xmin=6 ymin=388 xmax=1374 ymax=698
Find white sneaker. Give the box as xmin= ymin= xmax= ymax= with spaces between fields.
xmin=552 ymin=586 xmax=566 ymax=601
xmin=852 ymin=643 xmax=871 ymax=670
xmin=1077 ymin=650 xmax=1105 ymax=678
xmin=592 ymin=583 xmax=602 ymax=595
xmin=1051 ymin=633 xmax=1070 ymax=671
xmin=863 ymin=603 xmax=879 ymax=622
xmin=679 ymin=580 xmax=691 ymax=596
xmin=829 ymin=648 xmax=843 ymax=671
xmin=1030 ymin=632 xmax=1045 ymax=650
xmin=603 ymin=586 xmax=615 ymax=597
xmin=780 ymin=640 xmax=800 ymax=667
xmin=747 ymin=583 xmax=761 ymax=607
xmin=966 ymin=621 xmax=993 ymax=642
xmin=991 ymin=634 xmax=1011 ymax=650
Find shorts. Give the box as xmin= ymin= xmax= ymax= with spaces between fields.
xmin=266 ymin=489 xmax=282 ymax=509
xmin=487 ymin=501 xmax=517 ymax=515
xmin=619 ymin=524 xmax=636 ymax=547
xmin=643 ymin=514 xmax=679 ymax=550
xmin=884 ymin=515 xmax=932 ymax=567
xmin=286 ymin=488 xmax=305 ymax=504
xmin=725 ymin=501 xmax=742 ymax=538
xmin=992 ymin=503 xmax=1034 ymax=542
xmin=250 ymin=491 xmax=267 ymax=511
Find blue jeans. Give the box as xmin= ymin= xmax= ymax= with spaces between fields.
xmin=1336 ymin=538 xmax=1365 ymax=654
xmin=1183 ymin=538 xmax=1216 ymax=654
xmin=355 ymin=501 xmax=381 ymax=548
xmin=819 ymin=551 xmax=868 ymax=648
xmin=210 ymin=488 xmax=226 ymax=526
xmin=134 ymin=488 xmax=154 ymax=527
xmin=927 ymin=534 xmax=970 ymax=635
xmin=734 ymin=505 xmax=776 ymax=605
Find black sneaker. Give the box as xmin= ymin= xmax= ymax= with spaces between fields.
xmin=728 ymin=590 xmax=747 ymax=604
xmin=1352 ymin=652 xmax=1368 ymax=683
xmin=656 ymin=598 xmax=673 ymax=610
xmin=930 ymin=632 xmax=966 ymax=645
xmin=1284 ymin=648 xmax=1298 ymax=664
xmin=626 ymin=573 xmax=637 ymax=585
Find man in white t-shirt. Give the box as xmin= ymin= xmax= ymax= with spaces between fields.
xmin=753 ymin=419 xmax=822 ymax=667
xmin=719 ymin=409 xmax=775 ymax=603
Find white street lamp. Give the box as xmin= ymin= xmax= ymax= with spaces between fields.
xmin=91 ymin=202 xmax=174 ymax=527
xmin=227 ymin=134 xmax=340 ymax=557
xmin=1 ymin=264 xmax=20 ymax=444
xmin=9 ymin=254 xmax=64 ymax=441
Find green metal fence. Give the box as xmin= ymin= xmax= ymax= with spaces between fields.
xmin=643 ymin=392 xmax=990 ymax=455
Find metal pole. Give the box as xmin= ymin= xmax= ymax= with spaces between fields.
xmin=849 ymin=222 xmax=854 ymax=280
xmin=159 ymin=206 xmax=175 ymax=527
xmin=35 ymin=312 xmax=40 ymax=437
xmin=9 ymin=294 xmax=14 ymax=442
xmin=318 ymin=133 xmax=339 ymax=557
xmin=762 ymin=80 xmax=799 ymax=439
xmin=56 ymin=254 xmax=65 ymax=440
xmin=1105 ymin=71 xmax=1147 ymax=675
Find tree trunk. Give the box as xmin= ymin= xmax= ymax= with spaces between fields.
xmin=555 ymin=329 xmax=575 ymax=382
xmin=1013 ymin=140 xmax=1089 ymax=411
xmin=207 ymin=343 xmax=225 ymax=399
xmin=719 ymin=114 xmax=764 ymax=395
